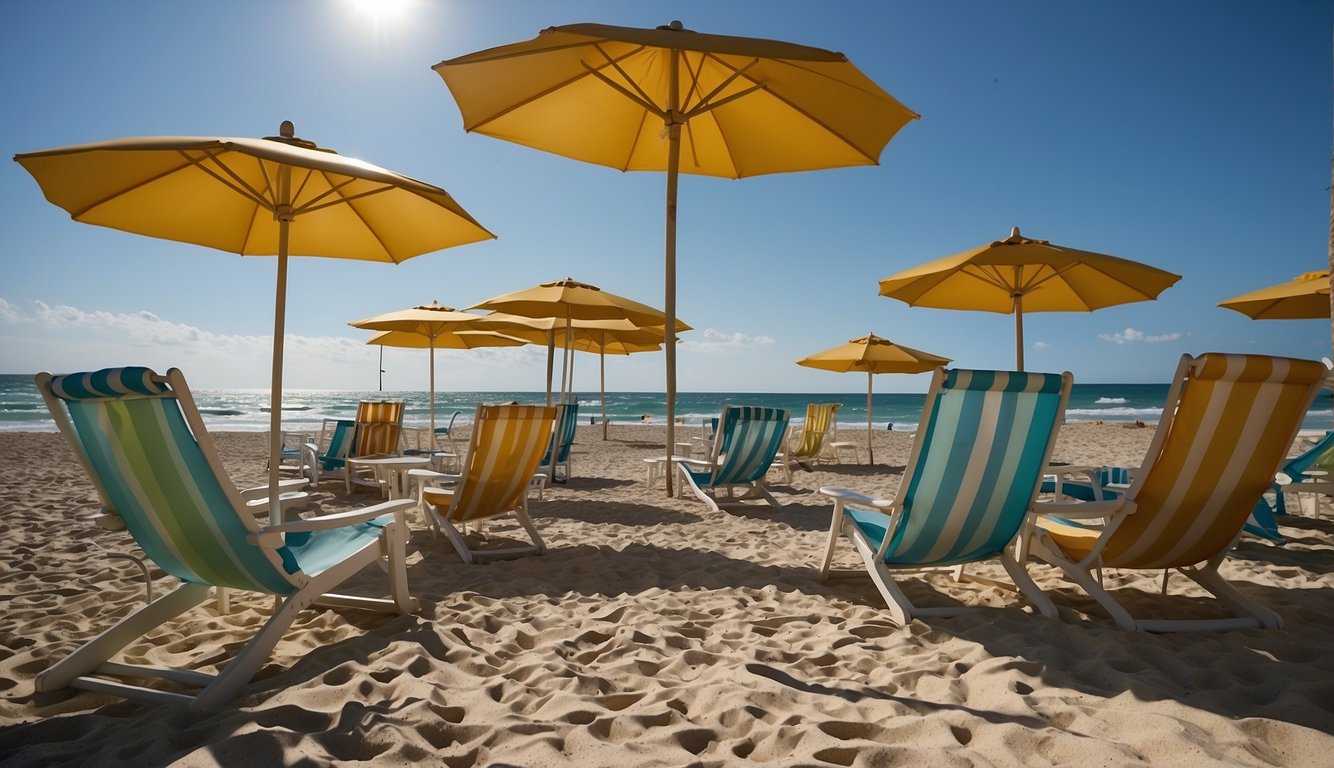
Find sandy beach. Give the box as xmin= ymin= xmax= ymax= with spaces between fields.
xmin=1 ymin=422 xmax=1332 ymax=766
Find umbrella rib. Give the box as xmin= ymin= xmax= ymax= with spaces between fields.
xmin=65 ymin=157 xmax=200 ymax=219
xmin=680 ymin=56 xmax=764 ymax=119
xmin=592 ymin=42 xmax=666 ymax=115
xmin=581 ymin=60 xmax=666 ymax=118
xmin=186 ymin=150 xmax=278 ymax=211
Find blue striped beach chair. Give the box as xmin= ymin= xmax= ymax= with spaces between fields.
xmin=819 ymin=368 xmax=1072 ymax=624
xmin=537 ymin=400 xmax=579 ymax=485
xmin=678 ymin=405 xmax=791 ymax=512
xmin=35 ymin=366 xmax=416 ymax=711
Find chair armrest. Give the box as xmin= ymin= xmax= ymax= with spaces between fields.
xmin=1032 ymin=498 xmax=1125 ymax=520
xmin=676 ymin=457 xmax=712 ymax=469
xmin=260 ymin=498 xmax=415 ymax=535
xmin=238 ymin=478 xmax=308 ymax=501
xmin=817 ymin=486 xmax=894 ymax=508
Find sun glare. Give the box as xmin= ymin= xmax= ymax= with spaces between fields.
xmin=343 ymin=0 xmax=415 ymax=24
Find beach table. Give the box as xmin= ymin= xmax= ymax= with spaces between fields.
xmin=644 ymin=455 xmax=692 ymax=490
xmin=346 ymin=455 xmax=432 ymax=500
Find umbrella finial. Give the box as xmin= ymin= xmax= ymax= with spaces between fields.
xmin=280 ymin=120 xmax=295 ymax=138
xmin=1010 ymin=226 xmax=1021 ymax=238
xmin=660 ymin=20 xmax=685 ymax=31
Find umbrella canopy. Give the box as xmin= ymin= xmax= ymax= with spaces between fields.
xmin=353 ymin=301 xmax=527 ymax=436
xmin=435 ymin=20 xmax=917 ymax=494
xmin=879 ymin=227 xmax=1181 ymax=371
xmin=796 ymin=333 xmax=951 ymax=463
xmin=1218 ymin=270 xmax=1330 ymax=320
xmin=14 ymin=122 xmax=494 ymax=517
xmin=469 ymin=279 xmax=682 ymax=404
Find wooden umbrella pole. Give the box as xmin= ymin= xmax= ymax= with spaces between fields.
xmin=1014 ymin=291 xmax=1025 ymax=372
xmin=866 ymin=370 xmax=874 ymax=465
xmin=663 ymin=47 xmax=681 ymax=497
xmin=267 ymin=220 xmax=290 ymax=521
xmin=601 ymin=346 xmax=608 ymax=440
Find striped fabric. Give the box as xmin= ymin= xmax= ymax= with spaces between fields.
xmin=45 ymin=368 xmax=299 ymax=594
xmin=542 ymin=401 xmax=580 ymax=464
xmin=1272 ymin=429 xmax=1334 ymax=514
xmin=794 ymin=402 xmax=839 ymax=459
xmin=425 ymin=404 xmax=556 ymax=523
xmin=854 ymin=369 xmax=1067 ymax=568
xmin=1046 ymin=354 xmax=1328 ymax=569
xmin=353 ymin=400 xmax=404 ymax=457
xmin=689 ymin=406 xmax=791 ymax=486
xmin=319 ymin=419 xmax=357 ymax=471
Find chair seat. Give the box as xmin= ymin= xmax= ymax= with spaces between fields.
xmin=279 ymin=514 xmax=395 ymax=577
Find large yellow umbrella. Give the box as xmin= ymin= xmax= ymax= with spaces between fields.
xmin=435 ymin=20 xmax=917 ymax=493
xmin=880 ymin=227 xmax=1181 ymax=371
xmin=14 ymin=123 xmax=494 ymax=516
xmin=351 ymin=301 xmax=527 ymax=436
xmin=796 ymin=334 xmax=950 ymax=463
xmin=1218 ymin=270 xmax=1330 ymax=319
xmin=469 ymin=279 xmax=684 ymax=404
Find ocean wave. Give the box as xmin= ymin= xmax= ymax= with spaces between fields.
xmin=1094 ymin=397 xmax=1128 ymax=404
xmin=198 ymin=408 xmax=246 ymax=416
xmin=1066 ymin=406 xmax=1164 ymax=419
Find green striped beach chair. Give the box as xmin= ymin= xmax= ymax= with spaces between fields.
xmin=35 ymin=366 xmax=417 ymax=711
xmin=678 ymin=405 xmax=792 ymax=512
xmin=819 ymin=368 xmax=1072 ymax=625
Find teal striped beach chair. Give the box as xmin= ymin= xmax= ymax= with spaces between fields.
xmin=678 ymin=405 xmax=791 ymax=512
xmin=819 ymin=368 xmax=1072 ymax=624
xmin=35 ymin=366 xmax=417 ymax=712
xmin=537 ymin=400 xmax=579 ymax=485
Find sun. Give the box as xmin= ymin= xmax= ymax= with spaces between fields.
xmin=343 ymin=0 xmax=415 ymax=24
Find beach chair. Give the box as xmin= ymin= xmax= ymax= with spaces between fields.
xmin=535 ymin=400 xmax=579 ymax=486
xmin=678 ymin=405 xmax=791 ymax=512
xmin=1267 ymin=429 xmax=1334 ymax=517
xmin=302 ymin=418 xmax=357 ymax=487
xmin=818 ymin=368 xmax=1071 ymax=625
xmin=772 ymin=402 xmax=840 ymax=483
xmin=1027 ymin=353 xmax=1329 ymax=631
xmin=825 ymin=420 xmax=863 ymax=464
xmin=420 ymin=403 xmax=557 ymax=563
xmin=345 ymin=400 xmax=406 ymax=493
xmin=35 ymin=366 xmax=415 ymax=711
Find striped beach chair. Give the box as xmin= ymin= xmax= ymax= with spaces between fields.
xmin=1029 ymin=353 xmax=1329 ymax=631
xmin=773 ymin=402 xmax=841 ymax=483
xmin=421 ymin=403 xmax=557 ymax=563
xmin=678 ymin=405 xmax=791 ymax=512
xmin=536 ymin=399 xmax=580 ymax=486
xmin=35 ymin=366 xmax=416 ymax=711
xmin=818 ymin=368 xmax=1072 ymax=625
xmin=345 ymin=400 xmax=406 ymax=493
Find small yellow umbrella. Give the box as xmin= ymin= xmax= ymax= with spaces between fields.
xmin=796 ymin=333 xmax=951 ymax=463
xmin=880 ymin=227 xmax=1181 ymax=371
xmin=469 ymin=279 xmax=684 ymax=404
xmin=1218 ymin=270 xmax=1330 ymax=320
xmin=14 ymin=122 xmax=494 ymax=518
xmin=350 ymin=302 xmax=512 ymax=437
xmin=435 ymin=21 xmax=917 ymax=493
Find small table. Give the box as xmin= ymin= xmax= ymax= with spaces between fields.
xmin=644 ymin=455 xmax=692 ymax=488
xmin=1043 ymin=464 xmax=1104 ymax=500
xmin=346 ymin=455 xmax=432 ymax=500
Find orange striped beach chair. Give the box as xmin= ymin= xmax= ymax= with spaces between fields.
xmin=345 ymin=400 xmax=406 ymax=493
xmin=1028 ymin=353 xmax=1329 ymax=631
xmin=420 ymin=403 xmax=556 ymax=563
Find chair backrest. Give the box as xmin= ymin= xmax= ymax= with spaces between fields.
xmin=318 ymin=418 xmax=357 ymax=470
xmin=36 ymin=367 xmax=301 ymax=595
xmin=1280 ymin=429 xmax=1334 ymax=479
xmin=353 ymin=400 xmax=404 ymax=457
xmin=706 ymin=405 xmax=791 ymax=485
xmin=793 ymin=402 xmax=840 ymax=458
xmin=449 ymin=403 xmax=557 ymax=523
xmin=543 ymin=401 xmax=580 ymax=463
xmin=1103 ymin=353 xmax=1328 ymax=569
xmin=891 ymin=368 xmax=1072 ymax=567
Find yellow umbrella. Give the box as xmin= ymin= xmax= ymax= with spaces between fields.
xmin=435 ymin=20 xmax=917 ymax=493
xmin=796 ymin=334 xmax=951 ymax=463
xmin=1218 ymin=270 xmax=1330 ymax=319
xmin=547 ymin=327 xmax=663 ymax=442
xmin=350 ymin=302 xmax=513 ymax=436
xmin=879 ymin=227 xmax=1181 ymax=371
xmin=14 ymin=122 xmax=494 ymax=517
xmin=469 ymin=279 xmax=685 ymax=404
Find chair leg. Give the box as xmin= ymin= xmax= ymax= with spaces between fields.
xmin=36 ymin=582 xmax=211 ymax=694
xmin=818 ymin=503 xmax=847 ymax=579
xmin=999 ymin=552 xmax=1057 ymax=618
xmin=1180 ymin=565 xmax=1283 ymax=629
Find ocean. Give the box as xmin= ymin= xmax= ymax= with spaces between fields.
xmin=6 ymin=373 xmax=1331 ymax=433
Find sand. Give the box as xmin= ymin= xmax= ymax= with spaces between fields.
xmin=1 ymin=422 xmax=1332 ymax=766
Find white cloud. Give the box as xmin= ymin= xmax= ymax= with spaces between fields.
xmin=1098 ymin=327 xmax=1182 ymax=345
xmin=1033 ymin=341 xmax=1049 ymax=350
xmin=681 ymin=328 xmax=776 ymax=354
xmin=0 ymin=298 xmax=20 ymax=324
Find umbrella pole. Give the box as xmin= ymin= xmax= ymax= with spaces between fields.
xmin=1014 ymin=293 xmax=1025 ymax=371
xmin=663 ymin=48 xmax=682 ymax=497
xmin=601 ymin=348 xmax=608 ymax=441
xmin=866 ymin=370 xmax=874 ymax=465
xmin=428 ymin=338 xmax=437 ymax=439
xmin=545 ymin=330 xmax=555 ymax=406
xmin=267 ymin=220 xmax=291 ymax=521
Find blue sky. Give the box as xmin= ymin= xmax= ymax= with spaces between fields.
xmin=2 ymin=0 xmax=1331 ymax=393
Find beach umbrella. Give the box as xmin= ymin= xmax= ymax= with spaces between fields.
xmin=1218 ymin=270 xmax=1330 ymax=320
xmin=14 ymin=122 xmax=494 ymax=517
xmin=879 ymin=227 xmax=1181 ymax=371
xmin=556 ymin=327 xmax=663 ymax=442
xmin=350 ymin=302 xmax=517 ymax=437
xmin=796 ymin=333 xmax=950 ymax=463
xmin=435 ymin=20 xmax=917 ymax=493
xmin=468 ymin=278 xmax=682 ymax=405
